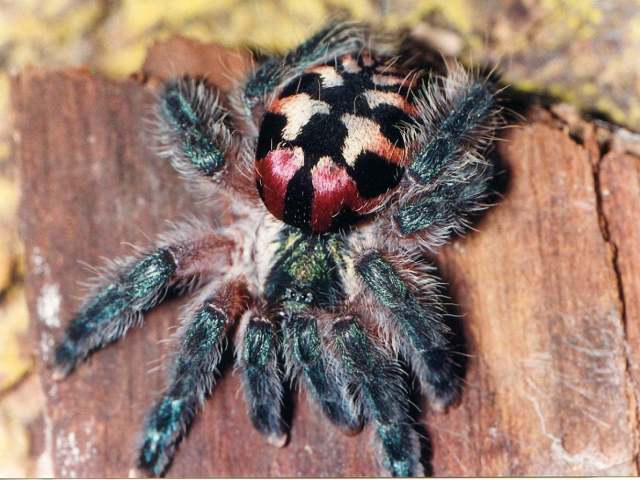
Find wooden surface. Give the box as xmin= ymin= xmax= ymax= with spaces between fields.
xmin=13 ymin=39 xmax=640 ymax=476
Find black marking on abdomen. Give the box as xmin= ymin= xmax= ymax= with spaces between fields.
xmin=372 ymin=104 xmax=412 ymax=148
xmin=350 ymin=151 xmax=404 ymax=198
xmin=257 ymin=112 xmax=287 ymax=160
xmin=283 ymin=168 xmax=314 ymax=230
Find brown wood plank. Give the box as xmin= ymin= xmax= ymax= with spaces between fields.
xmin=13 ymin=41 xmax=640 ymax=476
xmin=599 ymin=149 xmax=640 ymax=461
xmin=431 ymin=119 xmax=637 ymax=475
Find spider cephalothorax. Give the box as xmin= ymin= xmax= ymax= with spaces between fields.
xmin=51 ymin=22 xmax=501 ymax=477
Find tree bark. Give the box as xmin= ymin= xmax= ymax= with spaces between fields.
xmin=12 ymin=38 xmax=640 ymax=476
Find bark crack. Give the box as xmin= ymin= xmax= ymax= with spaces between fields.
xmin=588 ymin=139 xmax=639 ymax=475
xmin=549 ymin=103 xmax=640 ymax=473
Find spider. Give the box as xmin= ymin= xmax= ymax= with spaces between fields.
xmin=51 ymin=21 xmax=501 ymax=477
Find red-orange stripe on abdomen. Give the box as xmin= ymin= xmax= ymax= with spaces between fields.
xmin=256 ymin=148 xmax=304 ymax=220
xmin=309 ymin=156 xmax=375 ymax=232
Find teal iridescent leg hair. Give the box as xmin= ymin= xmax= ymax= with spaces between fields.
xmin=283 ymin=314 xmax=361 ymax=433
xmin=388 ymin=64 xmax=501 ymax=249
xmin=155 ymin=77 xmax=234 ymax=182
xmin=331 ymin=318 xmax=423 ymax=477
xmin=238 ymin=313 xmax=287 ymax=446
xmin=355 ymin=250 xmax=461 ymax=409
xmin=52 ymin=249 xmax=176 ymax=379
xmin=52 ymin=222 xmax=232 ymax=381
xmin=242 ymin=21 xmax=367 ymax=107
xmin=139 ymin=282 xmax=247 ymax=476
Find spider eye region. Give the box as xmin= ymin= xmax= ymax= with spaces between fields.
xmin=254 ymin=52 xmax=417 ymax=233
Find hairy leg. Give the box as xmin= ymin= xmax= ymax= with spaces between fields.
xmin=390 ymin=64 xmax=500 ymax=247
xmin=239 ymin=21 xmax=367 ymax=110
xmin=53 ymin=220 xmax=235 ymax=378
xmin=155 ymin=77 xmax=237 ymax=183
xmin=330 ymin=316 xmax=422 ymax=477
xmin=138 ymin=280 xmax=248 ymax=476
xmin=237 ymin=310 xmax=287 ymax=446
xmin=354 ymin=249 xmax=461 ymax=410
xmin=283 ymin=313 xmax=361 ymax=433
xmin=396 ymin=161 xmax=493 ymax=242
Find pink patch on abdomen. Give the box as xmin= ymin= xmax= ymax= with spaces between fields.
xmin=310 ymin=158 xmax=367 ymax=232
xmin=256 ymin=148 xmax=303 ymax=220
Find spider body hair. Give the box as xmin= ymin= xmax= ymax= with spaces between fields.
xmin=52 ymin=21 xmax=503 ymax=477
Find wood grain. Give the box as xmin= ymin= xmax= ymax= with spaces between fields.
xmin=13 ymin=40 xmax=640 ymax=476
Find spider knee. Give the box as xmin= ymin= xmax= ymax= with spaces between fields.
xmin=125 ymin=248 xmax=178 ymax=302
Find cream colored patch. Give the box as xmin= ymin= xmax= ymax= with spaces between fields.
xmin=273 ymin=94 xmax=330 ymax=141
xmin=341 ymin=55 xmax=361 ymax=73
xmin=309 ymin=65 xmax=343 ymax=88
xmin=372 ymin=74 xmax=405 ymax=87
xmin=363 ymin=90 xmax=411 ymax=112
xmin=341 ymin=114 xmax=377 ymax=166
xmin=341 ymin=113 xmax=407 ymax=167
xmin=221 ymin=207 xmax=282 ymax=298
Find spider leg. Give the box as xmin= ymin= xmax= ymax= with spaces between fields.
xmin=355 ymin=249 xmax=460 ymax=410
xmin=237 ymin=310 xmax=287 ymax=446
xmin=393 ymin=65 xmax=500 ymax=245
xmin=138 ymin=280 xmax=248 ymax=477
xmin=52 ymin=221 xmax=234 ymax=379
xmin=330 ymin=316 xmax=422 ymax=477
xmin=240 ymin=21 xmax=367 ymax=109
xmin=155 ymin=77 xmax=236 ymax=183
xmin=396 ymin=162 xmax=493 ymax=241
xmin=283 ymin=313 xmax=361 ymax=433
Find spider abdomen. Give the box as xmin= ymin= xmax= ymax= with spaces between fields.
xmin=255 ymin=51 xmax=417 ymax=233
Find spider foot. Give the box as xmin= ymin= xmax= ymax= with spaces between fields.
xmin=376 ymin=423 xmax=424 ymax=477
xmin=267 ymin=432 xmax=289 ymax=448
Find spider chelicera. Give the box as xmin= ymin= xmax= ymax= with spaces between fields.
xmin=52 ymin=21 xmax=501 ymax=477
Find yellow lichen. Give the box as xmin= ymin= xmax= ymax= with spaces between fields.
xmin=0 ymin=405 xmax=30 ymax=477
xmin=0 ymin=176 xmax=19 ymax=293
xmin=0 ymin=374 xmax=44 ymax=477
xmin=0 ymin=288 xmax=31 ymax=393
xmin=98 ymin=40 xmax=153 ymax=77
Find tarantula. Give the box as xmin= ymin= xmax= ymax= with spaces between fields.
xmin=52 ymin=22 xmax=501 ymax=477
